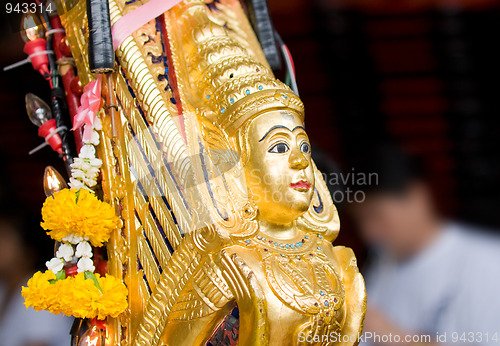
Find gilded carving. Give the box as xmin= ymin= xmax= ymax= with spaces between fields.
xmin=58 ymin=0 xmax=366 ymax=344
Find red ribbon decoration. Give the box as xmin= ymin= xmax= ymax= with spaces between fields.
xmin=72 ymin=76 xmax=102 ymax=142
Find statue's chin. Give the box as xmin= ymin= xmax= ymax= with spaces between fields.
xmin=258 ymin=202 xmax=310 ymax=225
xmin=292 ymin=204 xmax=310 ymax=219
xmin=289 ymin=195 xmax=313 ymax=215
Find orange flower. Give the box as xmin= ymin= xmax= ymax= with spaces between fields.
xmin=41 ymin=189 xmax=121 ymax=246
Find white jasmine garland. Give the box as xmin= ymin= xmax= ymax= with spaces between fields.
xmin=89 ymin=158 xmax=102 ymax=167
xmin=62 ymin=234 xmax=84 ymax=245
xmin=79 ymin=144 xmax=96 ymax=159
xmin=68 ymin=148 xmax=102 ymax=191
xmin=79 ymin=166 xmax=100 ymax=178
xmin=65 ymin=116 xmax=102 ymax=273
xmin=82 ymin=130 xmax=100 ymax=146
xmin=71 ymin=158 xmax=92 ymax=171
xmin=72 ymin=157 xmax=102 ymax=170
xmin=68 ymin=177 xmax=91 ymax=191
xmin=70 ymin=169 xmax=87 ymax=180
xmin=83 ymin=176 xmax=98 ymax=187
xmin=77 ymin=257 xmax=95 ymax=273
xmin=93 ymin=116 xmax=102 ymax=131
xmin=75 ymin=241 xmax=93 ymax=258
xmin=46 ymin=257 xmax=64 ymax=274
xmin=56 ymin=243 xmax=74 ymax=262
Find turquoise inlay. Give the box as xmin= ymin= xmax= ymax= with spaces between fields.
xmin=245 ymin=89 xmax=250 ymax=95
xmin=221 ymin=108 xmax=225 ymax=113
xmin=230 ymin=98 xmax=234 ymax=103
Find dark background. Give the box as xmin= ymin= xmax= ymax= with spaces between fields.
xmin=1 ymin=0 xmax=500 ymax=264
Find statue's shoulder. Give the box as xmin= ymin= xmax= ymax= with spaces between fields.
xmin=328 ymin=246 xmax=363 ymax=284
xmin=332 ymin=246 xmax=361 ymax=274
xmin=321 ymin=243 xmax=364 ymax=285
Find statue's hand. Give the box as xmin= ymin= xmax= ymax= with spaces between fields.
xmin=216 ymin=249 xmax=269 ymax=346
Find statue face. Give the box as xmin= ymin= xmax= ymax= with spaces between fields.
xmin=244 ymin=110 xmax=315 ymax=225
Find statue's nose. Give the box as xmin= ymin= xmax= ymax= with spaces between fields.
xmin=289 ymin=148 xmax=309 ymax=170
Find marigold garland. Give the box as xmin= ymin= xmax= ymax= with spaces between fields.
xmin=41 ymin=188 xmax=121 ymax=247
xmin=22 ymin=271 xmax=128 ymax=320
xmin=24 ymin=79 xmax=129 ymax=322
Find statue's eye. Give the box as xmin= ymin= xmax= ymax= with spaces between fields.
xmin=300 ymin=142 xmax=311 ymax=154
xmin=268 ymin=143 xmax=289 ymax=154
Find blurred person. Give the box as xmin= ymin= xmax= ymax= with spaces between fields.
xmin=0 ymin=213 xmax=72 ymax=346
xmin=349 ymin=144 xmax=500 ymax=345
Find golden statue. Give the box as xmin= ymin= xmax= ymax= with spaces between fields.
xmin=58 ymin=0 xmax=366 ymax=344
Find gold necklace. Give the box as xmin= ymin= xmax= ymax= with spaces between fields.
xmin=242 ymin=230 xmax=326 ymax=254
xmin=239 ymin=231 xmax=345 ymax=315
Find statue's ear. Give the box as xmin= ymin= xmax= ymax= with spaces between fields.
xmin=297 ymin=160 xmax=340 ymax=242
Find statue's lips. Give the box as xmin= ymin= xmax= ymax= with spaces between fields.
xmin=290 ymin=180 xmax=311 ymax=190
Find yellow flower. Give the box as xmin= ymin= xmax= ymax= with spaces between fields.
xmin=95 ymin=274 xmax=129 ymax=319
xmin=22 ymin=271 xmax=56 ymax=312
xmin=22 ymin=271 xmax=128 ymax=319
xmin=59 ymin=273 xmax=101 ymax=318
xmin=41 ymin=189 xmax=121 ymax=246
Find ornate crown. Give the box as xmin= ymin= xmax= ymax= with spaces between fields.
xmin=175 ymin=1 xmax=304 ymax=135
xmin=197 ymin=55 xmax=304 ymax=135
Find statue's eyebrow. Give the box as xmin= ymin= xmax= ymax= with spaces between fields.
xmin=258 ymin=125 xmax=305 ymax=142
